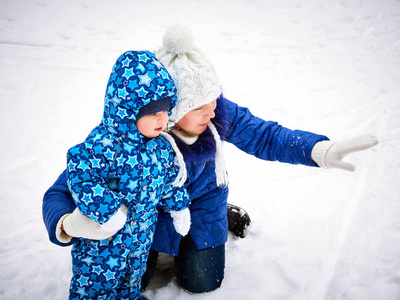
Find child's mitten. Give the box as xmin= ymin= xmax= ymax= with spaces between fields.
xmin=311 ymin=134 xmax=378 ymax=171
xmin=61 ymin=204 xmax=127 ymax=240
xmin=100 ymin=204 xmax=128 ymax=232
xmin=170 ymin=208 xmax=191 ymax=236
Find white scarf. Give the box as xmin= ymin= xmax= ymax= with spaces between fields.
xmin=208 ymin=122 xmax=229 ymax=187
xmin=160 ymin=132 xmax=187 ymax=187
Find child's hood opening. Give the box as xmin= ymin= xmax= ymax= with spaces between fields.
xmin=102 ymin=50 xmax=177 ymax=140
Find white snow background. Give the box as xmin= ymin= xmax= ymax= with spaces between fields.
xmin=1 ymin=0 xmax=399 ymax=299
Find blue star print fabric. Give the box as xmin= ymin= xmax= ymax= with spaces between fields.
xmin=66 ymin=50 xmax=190 ymax=299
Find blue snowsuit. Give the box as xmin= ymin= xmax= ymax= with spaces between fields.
xmin=66 ymin=50 xmax=190 ymax=299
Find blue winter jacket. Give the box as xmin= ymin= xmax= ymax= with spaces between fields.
xmin=43 ymin=95 xmax=328 ymax=253
xmin=151 ymin=96 xmax=329 ymax=255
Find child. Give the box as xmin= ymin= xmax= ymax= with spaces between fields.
xmin=65 ymin=50 xmax=191 ymax=299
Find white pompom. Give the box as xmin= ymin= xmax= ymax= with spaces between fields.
xmin=162 ymin=24 xmax=194 ymax=55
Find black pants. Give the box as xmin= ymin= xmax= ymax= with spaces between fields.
xmin=142 ymin=235 xmax=225 ymax=293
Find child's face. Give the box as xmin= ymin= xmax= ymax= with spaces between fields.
xmin=136 ymin=110 xmax=169 ymax=138
xmin=176 ymin=100 xmax=217 ymax=137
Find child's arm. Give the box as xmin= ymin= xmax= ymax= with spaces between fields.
xmin=157 ymin=171 xmax=191 ymax=236
xmin=162 ymin=184 xmax=191 ymax=236
xmin=160 ymin=180 xmax=190 ymax=212
xmin=43 ymin=169 xmax=128 ymax=244
xmin=66 ymin=143 xmax=125 ymax=225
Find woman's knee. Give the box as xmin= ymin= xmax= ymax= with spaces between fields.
xmin=175 ymin=236 xmax=225 ymax=293
xmin=177 ymin=270 xmax=224 ymax=293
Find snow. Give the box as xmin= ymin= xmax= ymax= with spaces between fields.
xmin=1 ymin=0 xmax=399 ymax=299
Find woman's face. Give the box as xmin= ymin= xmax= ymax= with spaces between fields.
xmin=176 ymin=100 xmax=217 ymax=137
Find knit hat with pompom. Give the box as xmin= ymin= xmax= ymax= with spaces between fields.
xmin=156 ymin=25 xmax=221 ymax=123
xmin=157 ymin=25 xmax=228 ymax=187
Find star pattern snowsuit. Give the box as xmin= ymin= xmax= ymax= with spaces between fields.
xmin=66 ymin=50 xmax=190 ymax=299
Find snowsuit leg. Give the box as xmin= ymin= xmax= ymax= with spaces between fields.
xmin=115 ymin=248 xmax=150 ymax=300
xmin=69 ymin=237 xmax=126 ymax=299
xmin=69 ymin=214 xmax=156 ymax=299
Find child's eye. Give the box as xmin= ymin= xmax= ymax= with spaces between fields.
xmin=152 ymin=110 xmax=167 ymax=116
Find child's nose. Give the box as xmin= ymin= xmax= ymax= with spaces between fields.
xmin=159 ymin=111 xmax=169 ymax=122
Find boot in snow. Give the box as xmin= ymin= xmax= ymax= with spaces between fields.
xmin=227 ymin=203 xmax=251 ymax=238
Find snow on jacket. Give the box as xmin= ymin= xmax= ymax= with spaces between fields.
xmin=43 ymin=95 xmax=328 ymax=251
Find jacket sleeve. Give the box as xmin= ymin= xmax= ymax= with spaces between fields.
xmin=67 ymin=143 xmax=123 ymax=224
xmin=224 ymin=99 xmax=329 ymax=167
xmin=42 ymin=170 xmax=78 ymax=246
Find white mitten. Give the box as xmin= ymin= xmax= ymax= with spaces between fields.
xmin=61 ymin=204 xmax=128 ymax=240
xmin=311 ymin=134 xmax=378 ymax=171
xmin=100 ymin=204 xmax=129 ymax=232
xmin=170 ymin=208 xmax=191 ymax=236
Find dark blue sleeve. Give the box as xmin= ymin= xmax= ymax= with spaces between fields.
xmin=224 ymin=99 xmax=329 ymax=167
xmin=42 ymin=169 xmax=78 ymax=246
xmin=151 ymin=209 xmax=182 ymax=256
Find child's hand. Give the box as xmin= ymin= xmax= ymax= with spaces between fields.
xmin=100 ymin=204 xmax=128 ymax=232
xmin=63 ymin=205 xmax=127 ymax=240
xmin=170 ymin=208 xmax=191 ymax=236
xmin=312 ymin=134 xmax=378 ymax=171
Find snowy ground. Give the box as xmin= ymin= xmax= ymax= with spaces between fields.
xmin=1 ymin=0 xmax=399 ymax=299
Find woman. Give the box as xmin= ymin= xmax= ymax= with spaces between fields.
xmin=42 ymin=25 xmax=377 ymax=294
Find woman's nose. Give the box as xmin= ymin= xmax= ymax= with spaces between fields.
xmin=205 ymin=104 xmax=216 ymax=118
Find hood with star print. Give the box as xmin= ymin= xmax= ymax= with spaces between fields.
xmin=102 ymin=50 xmax=177 ymax=139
